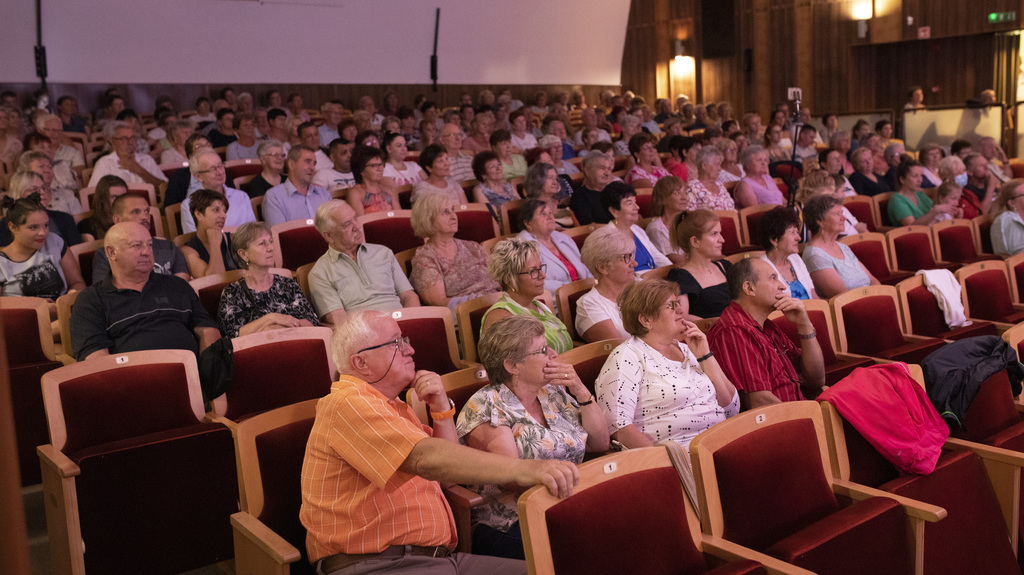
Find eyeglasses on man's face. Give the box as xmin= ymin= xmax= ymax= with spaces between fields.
xmin=357 ymin=336 xmax=411 ymax=354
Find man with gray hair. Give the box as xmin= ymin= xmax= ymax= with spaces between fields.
xmin=308 ymin=200 xmax=419 ymax=325
xmin=180 ymin=149 xmax=257 ymax=232
xmin=35 ymin=113 xmax=85 ymax=191
xmin=300 ymin=309 xmax=577 ymax=574
xmin=572 ymin=108 xmax=611 ymax=147
xmin=88 ymin=121 xmax=167 ymax=187
xmin=978 ymin=136 xmax=1012 ymax=183
xmin=570 ymin=151 xmax=615 ymax=225
xmin=439 ymin=122 xmax=475 ymax=182
xmin=708 ymin=258 xmax=825 ymax=409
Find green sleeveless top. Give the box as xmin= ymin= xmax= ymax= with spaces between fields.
xmin=481 ymin=293 xmax=573 ymax=354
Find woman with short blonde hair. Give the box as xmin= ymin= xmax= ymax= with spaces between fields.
xmin=482 ymin=238 xmax=573 ymax=353
xmin=575 ymin=225 xmax=636 ymax=342
xmin=409 ymin=193 xmax=498 ymax=311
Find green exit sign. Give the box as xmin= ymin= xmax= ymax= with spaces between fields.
xmin=989 ymin=11 xmax=1016 ymax=23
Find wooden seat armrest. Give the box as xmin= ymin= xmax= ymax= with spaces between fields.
xmin=945 ymin=437 xmax=1022 ymax=542
xmin=443 ymin=484 xmax=484 ymax=508
xmin=205 ymin=413 xmax=239 ymax=433
xmin=903 ymin=334 xmax=951 ymax=344
xmin=37 ymin=444 xmax=80 ymax=478
xmin=1013 ymin=400 xmax=1024 ymax=414
xmin=700 ymin=535 xmax=816 ymax=575
xmin=230 ymin=512 xmax=302 ymax=567
xmin=1012 ymin=303 xmax=1024 ymax=313
xmin=832 ymin=478 xmax=946 ymax=522
xmin=946 ymin=438 xmax=1024 ymax=467
xmin=56 ymin=353 xmax=76 ymax=366
xmin=458 ymin=360 xmax=483 ymax=370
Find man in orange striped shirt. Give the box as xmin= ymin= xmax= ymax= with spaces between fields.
xmin=301 ymin=310 xmax=579 ymax=574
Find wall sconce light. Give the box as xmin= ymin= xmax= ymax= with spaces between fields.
xmin=853 ymin=0 xmax=873 ymax=39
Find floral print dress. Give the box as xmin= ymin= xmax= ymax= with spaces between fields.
xmin=456 ymin=383 xmax=587 ymax=532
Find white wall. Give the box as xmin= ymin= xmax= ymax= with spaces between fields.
xmin=0 ymin=0 xmax=630 ymax=85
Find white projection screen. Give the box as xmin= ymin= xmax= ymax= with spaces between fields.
xmin=902 ymin=106 xmax=1004 ymax=152
xmin=0 ymin=0 xmax=630 ymax=85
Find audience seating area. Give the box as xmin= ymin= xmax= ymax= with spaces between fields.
xmin=9 ymin=84 xmax=1024 ymax=575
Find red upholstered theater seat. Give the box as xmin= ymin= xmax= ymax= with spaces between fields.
xmin=555 ymin=278 xmax=597 ymax=342
xmin=887 ymin=226 xmax=959 ymax=273
xmin=359 ymin=210 xmax=421 ymax=253
xmin=956 ymin=262 xmax=1024 ymax=325
xmin=822 ymin=403 xmax=1021 ymax=575
xmin=895 ymin=275 xmax=997 ymax=340
xmin=739 ymin=205 xmax=773 ymax=250
xmin=272 ymin=220 xmax=329 ymax=271
xmin=454 ymin=204 xmax=499 ymax=244
xmin=189 ymin=270 xmax=245 ymax=319
xmin=210 ymin=326 xmax=335 ymax=422
xmin=1 ymin=297 xmax=70 ymax=486
xmin=391 ymin=307 xmax=464 ymax=375
xmin=1005 ymin=252 xmax=1024 ymax=304
xmin=635 ymin=189 xmax=653 ymax=218
xmin=932 ymin=220 xmax=1000 ymax=265
xmin=231 ymin=400 xmax=318 ymax=575
xmin=975 ymin=216 xmax=995 ymax=255
xmin=715 ymin=210 xmax=757 ymax=255
xmin=832 ymin=286 xmax=947 ymax=364
xmin=844 ymin=197 xmax=877 ymax=232
xmin=519 ymin=443 xmax=772 ymax=575
xmin=840 ymin=233 xmax=913 ymax=285
xmin=39 ymin=351 xmax=238 ymax=574
xmin=558 ymin=339 xmax=622 ymax=396
xmin=690 ymin=403 xmax=925 ymax=574
xmin=769 ymin=303 xmax=874 ymax=387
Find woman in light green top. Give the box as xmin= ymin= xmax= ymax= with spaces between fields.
xmin=887 ymin=159 xmax=957 ymax=226
xmin=482 ymin=237 xmax=573 ymax=353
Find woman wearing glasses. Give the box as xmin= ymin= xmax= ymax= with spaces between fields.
xmin=989 ymin=179 xmax=1024 ymax=257
xmin=517 ymin=199 xmax=591 ymax=300
xmin=456 ymin=315 xmax=608 ymax=559
xmin=594 ymin=279 xmax=738 ymax=451
xmin=482 ymin=237 xmax=573 ymax=354
xmin=344 ymin=145 xmax=401 ymax=216
xmin=575 ymin=226 xmax=636 ymax=342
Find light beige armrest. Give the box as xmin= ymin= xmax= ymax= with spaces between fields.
xmin=832 ymin=478 xmax=946 ymax=522
xmin=205 ymin=413 xmax=239 ymax=434
xmin=38 ymin=444 xmax=81 ymax=478
xmin=231 ymin=511 xmax=302 ymax=566
xmin=946 ymin=438 xmax=1024 ymax=466
xmin=701 ymin=535 xmax=816 ymax=575
xmin=458 ymin=360 xmax=483 ymax=370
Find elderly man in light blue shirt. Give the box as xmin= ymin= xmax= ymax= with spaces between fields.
xmin=308 ymin=199 xmax=419 ymax=325
xmin=180 ymin=149 xmax=257 ymax=232
xmin=263 ymin=146 xmax=332 ymax=227
xmin=992 ymin=180 xmax=1024 ymax=257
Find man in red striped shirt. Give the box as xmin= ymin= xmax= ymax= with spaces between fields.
xmin=708 ymin=258 xmax=825 ymax=409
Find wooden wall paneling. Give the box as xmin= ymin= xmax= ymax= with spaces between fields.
xmin=794 ymin=0 xmax=814 ymax=104
xmin=699 ymin=0 xmax=750 ymax=109
xmin=768 ymin=0 xmax=797 ymax=115
xmin=621 ymin=0 xmax=660 ymax=101
xmin=902 ymin=0 xmax=1020 ymax=41
xmin=868 ymin=35 xmax=995 ymax=113
xmin=811 ymin=0 xmax=856 ymax=115
xmin=752 ymin=0 xmax=774 ymax=118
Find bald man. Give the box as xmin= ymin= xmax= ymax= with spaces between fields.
xmin=90 ymin=194 xmax=189 ymax=284
xmin=70 ymin=222 xmax=220 ymax=361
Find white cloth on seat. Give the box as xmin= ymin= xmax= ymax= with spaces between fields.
xmin=917 ymin=269 xmax=971 ymax=328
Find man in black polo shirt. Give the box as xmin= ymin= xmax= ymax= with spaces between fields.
xmin=70 ymin=222 xmax=220 ymax=361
